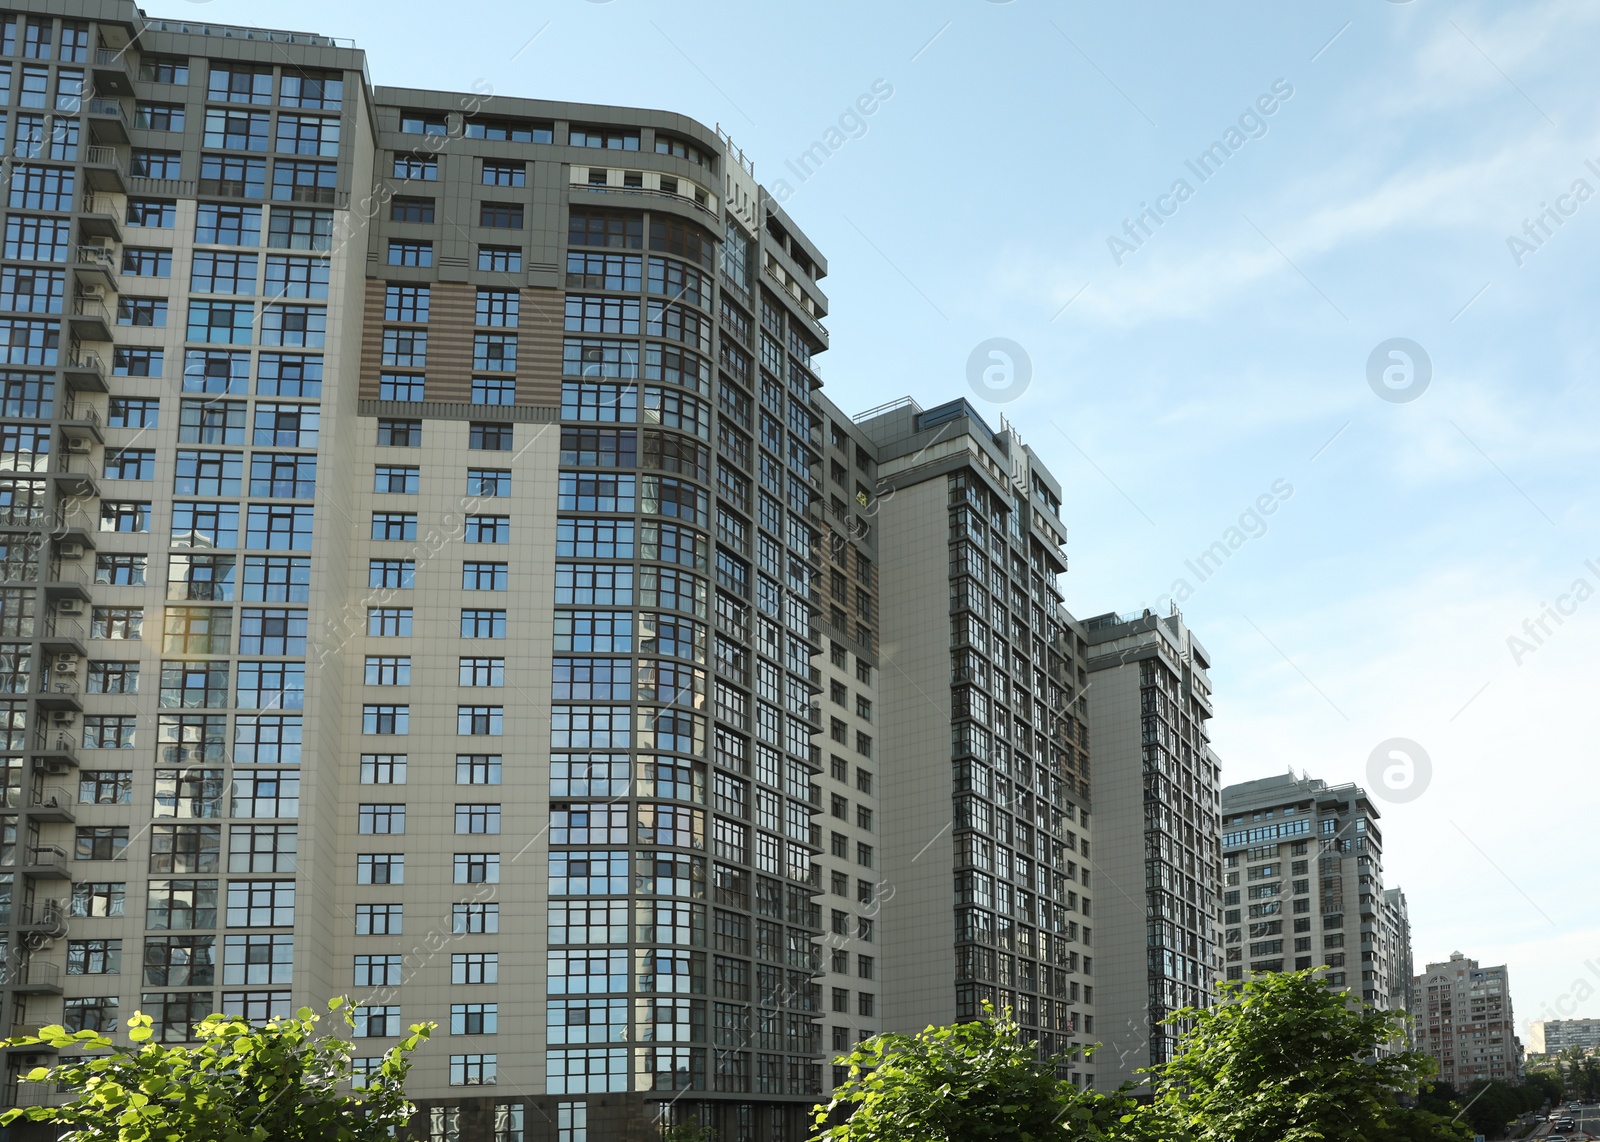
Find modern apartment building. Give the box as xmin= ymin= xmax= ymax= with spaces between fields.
xmin=1414 ymin=952 xmax=1523 ymax=1086
xmin=1219 ymin=773 xmax=1392 ymax=1009
xmin=1529 ymin=1018 xmax=1600 ymax=1056
xmin=1379 ymin=886 xmax=1414 ymax=1034
xmin=808 ymin=391 xmax=883 ymax=1090
xmin=846 ymin=398 xmax=1099 ymax=1087
xmin=0 ymin=1 xmax=860 ymax=1137
xmin=1083 ymin=608 xmax=1222 ymax=1088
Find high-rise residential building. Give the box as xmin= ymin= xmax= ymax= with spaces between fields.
xmin=1083 ymin=608 xmax=1222 ymax=1089
xmin=1379 ymin=886 xmax=1414 ymax=1034
xmin=844 ymin=397 xmax=1099 ymax=1086
xmin=0 ymin=1 xmax=857 ymax=1136
xmin=1219 ymin=773 xmax=1391 ymax=1008
xmin=1414 ymin=952 xmax=1523 ymax=1086
xmin=1530 ymin=1018 xmax=1600 ymax=1056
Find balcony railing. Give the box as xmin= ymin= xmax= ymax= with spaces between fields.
xmin=71 ymin=294 xmax=113 ymax=327
xmin=87 ymin=97 xmax=126 ymax=123
xmin=61 ymin=397 xmax=103 ymax=427
xmin=28 ymin=786 xmax=76 ymax=813
xmin=7 ymin=959 xmax=63 ymax=989
xmin=42 ymin=611 xmax=86 ymax=645
xmin=74 ymin=245 xmax=116 ymax=270
xmin=83 ymin=145 xmax=124 ymax=174
xmin=64 ymin=351 xmax=106 ymax=382
xmin=81 ymin=192 xmax=122 ymax=222
xmin=23 ymin=846 xmax=69 ymax=876
xmin=0 ymin=1081 xmax=59 ymax=1110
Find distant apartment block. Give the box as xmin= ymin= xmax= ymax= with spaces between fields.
xmin=1219 ymin=773 xmax=1394 ymax=1008
xmin=1530 ymin=1018 xmax=1600 ymax=1056
xmin=1414 ymin=952 xmax=1522 ymax=1085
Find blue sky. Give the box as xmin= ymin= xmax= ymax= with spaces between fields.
xmin=205 ymin=0 xmax=1599 ymax=1042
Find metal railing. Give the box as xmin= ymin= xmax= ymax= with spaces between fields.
xmin=1 ymin=1081 xmax=59 ymax=1110
xmin=71 ymin=295 xmax=112 ymax=328
xmin=95 ymin=47 xmax=132 ymax=67
xmin=24 ymin=846 xmax=69 ymax=875
xmin=81 ymin=192 xmax=122 ymax=222
xmin=74 ymin=245 xmax=116 ymax=269
xmin=87 ymin=97 xmax=126 ymax=123
xmin=46 ymin=555 xmax=91 ymax=585
xmin=61 ymin=398 xmax=102 ymax=427
xmin=8 ymin=959 xmax=63 ymax=988
xmin=65 ymin=351 xmax=106 ymax=381
xmin=83 ymin=146 xmax=124 ymax=174
xmin=28 ymin=786 xmax=76 ymax=812
xmin=41 ymin=612 xmax=86 ymax=645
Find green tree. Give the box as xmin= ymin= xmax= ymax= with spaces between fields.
xmin=811 ymin=1005 xmax=1161 ymax=1142
xmin=1149 ymin=969 xmax=1472 ymax=1142
xmin=0 ymin=997 xmax=432 ymax=1142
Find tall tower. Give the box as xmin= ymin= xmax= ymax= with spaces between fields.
xmin=851 ymin=397 xmax=1099 ymax=1086
xmin=0 ymin=3 xmax=843 ymax=1136
xmin=1083 ymin=609 xmax=1222 ymax=1088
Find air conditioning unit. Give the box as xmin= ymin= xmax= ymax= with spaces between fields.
xmin=64 ymin=437 xmax=93 ymax=455
xmin=56 ymin=598 xmax=86 ymax=616
xmin=79 ymin=285 xmax=105 ymax=300
xmin=57 ymin=541 xmax=86 ymax=559
xmin=44 ymin=760 xmax=71 ymax=776
xmin=53 ymin=657 xmax=78 ymax=675
xmin=51 ymin=711 xmax=76 ymax=727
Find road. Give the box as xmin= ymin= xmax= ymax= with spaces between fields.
xmin=1531 ymin=1103 xmax=1600 ymax=1139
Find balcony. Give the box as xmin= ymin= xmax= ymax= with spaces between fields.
xmin=33 ymin=676 xmax=83 ymax=716
xmin=30 ymin=728 xmax=78 ymax=772
xmin=1 ymin=1080 xmax=60 ymax=1107
xmin=39 ymin=612 xmax=87 ymax=658
xmin=59 ymin=398 xmax=104 ymax=442
xmin=68 ymin=295 xmax=113 ymax=344
xmin=71 ymin=245 xmax=119 ymax=295
xmin=26 ymin=786 xmax=77 ymax=823
xmin=21 ymin=846 xmax=71 ymax=881
xmin=78 ymin=192 xmax=122 ymax=241
xmin=43 ymin=557 xmax=93 ymax=602
xmin=86 ymin=96 xmax=129 ymax=144
xmin=47 ymin=454 xmax=99 ymax=502
xmin=92 ymin=46 xmax=136 ymax=95
xmin=62 ymin=349 xmax=108 ymax=393
xmin=7 ymin=959 xmax=64 ymax=994
xmin=82 ymin=145 xmax=127 ymax=193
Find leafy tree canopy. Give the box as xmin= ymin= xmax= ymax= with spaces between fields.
xmin=0 ymin=997 xmax=432 ymax=1142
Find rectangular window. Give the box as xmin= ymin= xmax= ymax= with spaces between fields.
xmin=467 ymin=469 xmax=511 ymax=497
xmin=469 ymin=423 xmax=513 ymax=451
xmin=462 ymin=561 xmax=508 ymax=591
xmin=365 ymin=656 xmax=411 ymax=686
xmin=360 ymin=754 xmax=408 ymax=784
xmin=481 ymin=160 xmax=526 ymax=187
xmin=358 ymin=854 xmax=404 ymax=885
xmin=355 ymin=902 xmax=403 ymax=927
xmin=479 ymin=202 xmax=524 ymax=229
xmin=460 ymin=610 xmax=507 ymax=639
xmin=388 ymin=240 xmax=433 ymax=267
xmin=477 ymin=246 xmax=522 ymax=273
xmin=459 ymin=657 xmax=505 ymax=687
xmin=362 ymin=704 xmax=410 ymax=734
xmin=378 ymin=418 xmax=421 ymax=447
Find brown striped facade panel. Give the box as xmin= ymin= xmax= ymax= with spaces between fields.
xmin=358 ymin=278 xmax=563 ymax=408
